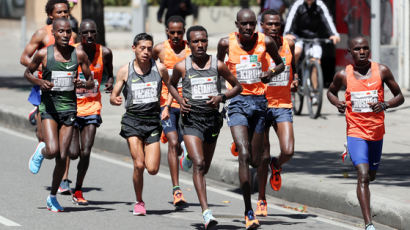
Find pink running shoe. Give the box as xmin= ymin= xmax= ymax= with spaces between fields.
xmin=133 ymin=201 xmax=146 ymax=216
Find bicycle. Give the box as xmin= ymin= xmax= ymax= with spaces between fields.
xmin=291 ymin=38 xmax=331 ymax=119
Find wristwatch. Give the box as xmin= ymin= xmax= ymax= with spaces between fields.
xmin=219 ymin=93 xmax=227 ymax=103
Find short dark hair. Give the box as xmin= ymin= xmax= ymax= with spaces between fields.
xmin=45 ymin=0 xmax=69 ymax=16
xmin=186 ymin=25 xmax=208 ymax=42
xmin=348 ymin=35 xmax=369 ymax=49
xmin=260 ymin=9 xmax=280 ymax=23
xmin=52 ymin=17 xmax=70 ymax=30
xmin=166 ymin=15 xmax=186 ymax=28
xmin=133 ymin=33 xmax=153 ymax=46
xmin=80 ymin=19 xmax=97 ymax=30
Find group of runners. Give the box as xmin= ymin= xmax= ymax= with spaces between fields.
xmin=21 ymin=0 xmax=404 ymax=230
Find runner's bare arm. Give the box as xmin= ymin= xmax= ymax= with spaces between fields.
xmin=24 ymin=48 xmax=53 ymax=90
xmin=20 ymin=28 xmax=47 ymax=67
xmin=152 ymin=42 xmax=164 ymax=61
xmin=169 ymin=61 xmax=190 ymax=113
xmin=76 ymin=48 xmax=94 ymax=89
xmin=157 ymin=61 xmax=170 ymax=87
xmin=217 ymin=37 xmax=229 ymax=62
xmin=207 ymin=60 xmax=242 ymax=107
xmin=369 ymin=64 xmax=404 ymax=112
xmin=102 ymin=46 xmax=114 ymax=92
xmin=110 ymin=64 xmax=128 ymax=106
xmin=327 ymin=70 xmax=347 ymax=113
xmin=262 ymin=35 xmax=285 ymax=83
xmin=287 ymin=38 xmax=299 ymax=91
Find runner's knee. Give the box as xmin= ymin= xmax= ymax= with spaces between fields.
xmin=134 ymin=160 xmax=145 ymax=172
xmin=281 ymin=146 xmax=294 ymax=158
xmin=168 ymin=138 xmax=180 ymax=152
xmin=146 ymin=165 xmax=159 ymax=175
xmin=193 ymin=158 xmax=206 ymax=174
xmin=357 ymin=172 xmax=370 ymax=184
xmin=45 ymin=144 xmax=59 ymax=158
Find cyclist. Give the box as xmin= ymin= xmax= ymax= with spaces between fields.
xmin=284 ymin=0 xmax=340 ymax=103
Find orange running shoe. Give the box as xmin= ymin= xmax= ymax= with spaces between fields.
xmin=245 ymin=210 xmax=260 ymax=229
xmin=173 ymin=189 xmax=187 ymax=207
xmin=160 ymin=131 xmax=168 ymax=144
xmin=72 ymin=190 xmax=89 ymax=205
xmin=269 ymin=157 xmax=282 ymax=191
xmin=230 ymin=142 xmax=238 ymax=157
xmin=255 ymin=200 xmax=267 ymax=216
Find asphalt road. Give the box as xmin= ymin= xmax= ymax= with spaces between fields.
xmin=0 ymin=126 xmax=392 ymax=230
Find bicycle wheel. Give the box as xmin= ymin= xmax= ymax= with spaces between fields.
xmin=304 ymin=60 xmax=323 ymax=119
xmin=291 ymin=86 xmax=304 ymax=115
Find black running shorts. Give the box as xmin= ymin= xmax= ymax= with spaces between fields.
xmin=41 ymin=111 xmax=76 ymax=127
xmin=180 ymin=111 xmax=223 ymax=143
xmin=120 ymin=112 xmax=162 ymax=144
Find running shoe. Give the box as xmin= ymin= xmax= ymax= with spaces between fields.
xmin=28 ymin=142 xmax=45 ymax=174
xmin=173 ymin=189 xmax=187 ymax=207
xmin=58 ymin=179 xmax=72 ymax=195
xmin=341 ymin=142 xmax=349 ymax=163
xmin=72 ymin=190 xmax=88 ymax=205
xmin=133 ymin=201 xmax=146 ymax=216
xmin=160 ymin=131 xmax=168 ymax=144
xmin=28 ymin=107 xmax=37 ymax=126
xmin=365 ymin=223 xmax=376 ymax=230
xmin=269 ymin=157 xmax=282 ymax=191
xmin=179 ymin=141 xmax=192 ymax=171
xmin=255 ymin=200 xmax=267 ymax=217
xmin=230 ymin=142 xmax=238 ymax=157
xmin=245 ymin=210 xmax=260 ymax=230
xmin=203 ymin=209 xmax=218 ymax=229
xmin=46 ymin=196 xmax=64 ymax=212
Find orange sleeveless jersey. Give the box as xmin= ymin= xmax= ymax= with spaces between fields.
xmin=264 ymin=37 xmax=293 ymax=108
xmin=345 ymin=62 xmax=385 ymax=141
xmin=226 ymin=32 xmax=268 ymax=95
xmin=74 ymin=43 xmax=104 ymax=116
xmin=160 ymin=40 xmax=191 ymax=108
xmin=38 ymin=25 xmax=75 ymax=79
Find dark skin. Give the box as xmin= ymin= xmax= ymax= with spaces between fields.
xmin=327 ymin=36 xmax=404 ymax=225
xmin=63 ymin=20 xmax=114 ymax=194
xmin=168 ymin=30 xmax=242 ymax=212
xmin=257 ymin=13 xmax=298 ymax=202
xmin=152 ymin=21 xmax=189 ymax=189
xmin=216 ymin=9 xmax=284 ymax=214
xmin=24 ymin=20 xmax=92 ymax=196
xmin=110 ymin=40 xmax=170 ymax=202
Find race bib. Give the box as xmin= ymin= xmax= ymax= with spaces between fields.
xmin=131 ymin=81 xmax=158 ymax=104
xmin=76 ymin=72 xmax=99 ymax=98
xmin=51 ymin=71 xmax=76 ymax=91
xmin=236 ymin=55 xmax=261 ymax=84
xmin=268 ymin=57 xmax=290 ymax=86
xmin=191 ymin=76 xmax=218 ymax=99
xmin=351 ymin=90 xmax=378 ymax=113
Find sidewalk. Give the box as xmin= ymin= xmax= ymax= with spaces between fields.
xmin=1 ymin=19 xmax=410 ymax=230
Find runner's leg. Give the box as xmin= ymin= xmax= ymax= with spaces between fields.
xmin=273 ymin=122 xmax=294 ymax=168
xmin=144 ymin=141 xmax=161 ymax=175
xmin=167 ymin=131 xmax=181 ymax=186
xmin=257 ymin=127 xmax=270 ymax=201
xmin=128 ymin=136 xmax=146 ymax=202
xmin=356 ymin=163 xmax=372 ymax=225
xmin=75 ymin=124 xmax=97 ymax=191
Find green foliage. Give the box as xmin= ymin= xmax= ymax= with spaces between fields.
xmin=147 ymin=0 xmax=258 ymax=6
xmin=104 ymin=0 xmax=131 ymax=6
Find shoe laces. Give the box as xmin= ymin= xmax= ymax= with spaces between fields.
xmin=203 ymin=209 xmax=214 ymax=222
xmin=246 ymin=210 xmax=256 ymax=220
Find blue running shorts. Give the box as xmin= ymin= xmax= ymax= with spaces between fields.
xmin=347 ymin=136 xmax=383 ymax=170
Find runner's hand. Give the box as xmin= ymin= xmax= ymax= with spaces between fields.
xmin=179 ymin=98 xmax=191 ymax=113
xmin=206 ymin=95 xmax=222 ymax=108
xmin=336 ymin=100 xmax=346 ymax=113
xmin=161 ymin=106 xmax=170 ymax=120
xmin=260 ymin=71 xmax=272 ymax=84
xmin=74 ymin=79 xmax=83 ymax=88
xmin=110 ymin=96 xmax=122 ymax=106
xmin=290 ymin=79 xmax=299 ymax=92
xmin=368 ymin=102 xmax=384 ymax=113
xmin=39 ymin=80 xmax=54 ymax=91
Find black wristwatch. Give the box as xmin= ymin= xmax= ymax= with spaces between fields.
xmin=219 ymin=93 xmax=227 ymax=103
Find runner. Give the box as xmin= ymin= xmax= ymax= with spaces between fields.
xmin=327 ymin=36 xmax=404 ymax=230
xmin=169 ymin=25 xmax=242 ymax=229
xmin=217 ymin=8 xmax=284 ymax=229
xmin=20 ymin=0 xmax=75 ymax=142
xmin=61 ymin=19 xmax=114 ymax=204
xmin=25 ymin=18 xmax=93 ymax=212
xmin=152 ymin=15 xmax=191 ymax=207
xmin=256 ymin=9 xmax=299 ymax=216
xmin=110 ymin=33 xmax=169 ymax=216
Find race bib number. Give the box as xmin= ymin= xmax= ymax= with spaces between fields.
xmin=76 ymin=72 xmax=99 ymax=98
xmin=236 ymin=55 xmax=261 ymax=84
xmin=351 ymin=90 xmax=378 ymax=113
xmin=131 ymin=81 xmax=158 ymax=104
xmin=191 ymin=76 xmax=218 ymax=99
xmin=51 ymin=71 xmax=75 ymax=91
xmin=168 ymin=69 xmax=182 ymax=88
xmin=268 ymin=57 xmax=290 ymax=86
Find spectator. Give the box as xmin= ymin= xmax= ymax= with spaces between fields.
xmin=157 ymin=0 xmax=192 ymax=24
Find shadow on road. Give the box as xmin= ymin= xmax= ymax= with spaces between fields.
xmin=0 ymin=76 xmax=32 ymax=90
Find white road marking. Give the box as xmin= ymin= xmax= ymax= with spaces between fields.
xmin=1 ymin=126 xmax=361 ymax=230
xmin=0 ymin=215 xmax=21 ymax=227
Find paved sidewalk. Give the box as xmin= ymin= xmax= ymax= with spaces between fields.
xmin=1 ymin=19 xmax=410 ymax=230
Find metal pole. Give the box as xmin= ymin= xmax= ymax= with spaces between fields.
xmin=20 ymin=16 xmax=27 ymax=48
xmin=371 ymin=0 xmax=380 ymax=62
xmin=132 ymin=0 xmax=146 ymax=36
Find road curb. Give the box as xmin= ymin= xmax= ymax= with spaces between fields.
xmin=1 ymin=108 xmax=408 ymax=229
